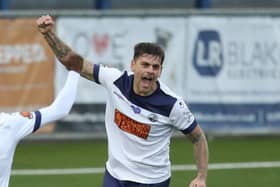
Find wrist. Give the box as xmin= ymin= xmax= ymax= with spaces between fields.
xmin=197 ymin=172 xmax=207 ymax=181
xmin=42 ymin=30 xmax=52 ymax=36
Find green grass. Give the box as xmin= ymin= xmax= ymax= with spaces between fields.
xmin=10 ymin=174 xmax=101 ymax=187
xmin=12 ymin=140 xmax=108 ymax=169
xmin=171 ymin=136 xmax=280 ymax=163
xmin=9 ymin=137 xmax=280 ymax=187
xmin=171 ymin=168 xmax=280 ymax=187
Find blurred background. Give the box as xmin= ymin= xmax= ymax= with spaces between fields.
xmin=2 ymin=0 xmax=280 ymax=9
xmin=1 ymin=0 xmax=280 ymax=187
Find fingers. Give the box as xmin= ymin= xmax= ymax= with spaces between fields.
xmin=189 ymin=180 xmax=206 ymax=187
xmin=190 ymin=183 xmax=205 ymax=187
xmin=36 ymin=15 xmax=54 ymax=26
xmin=36 ymin=15 xmax=54 ymax=34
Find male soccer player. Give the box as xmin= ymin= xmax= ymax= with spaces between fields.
xmin=37 ymin=15 xmax=208 ymax=187
xmin=0 ymin=71 xmax=80 ymax=187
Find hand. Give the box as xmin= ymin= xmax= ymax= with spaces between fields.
xmin=36 ymin=15 xmax=54 ymax=34
xmin=188 ymin=176 xmax=206 ymax=187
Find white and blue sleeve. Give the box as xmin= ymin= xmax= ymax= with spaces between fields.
xmin=170 ymin=98 xmax=198 ymax=134
xmin=93 ymin=64 xmax=122 ymax=88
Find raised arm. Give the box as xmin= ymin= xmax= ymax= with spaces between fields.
xmin=36 ymin=15 xmax=95 ymax=81
xmin=39 ymin=71 xmax=80 ymax=125
xmin=187 ymin=125 xmax=208 ymax=187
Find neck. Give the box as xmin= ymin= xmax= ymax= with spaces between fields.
xmin=133 ymin=82 xmax=158 ymax=96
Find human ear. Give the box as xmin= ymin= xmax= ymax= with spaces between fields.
xmin=130 ymin=60 xmax=136 ymax=71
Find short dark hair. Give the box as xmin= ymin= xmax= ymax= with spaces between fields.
xmin=133 ymin=42 xmax=165 ymax=64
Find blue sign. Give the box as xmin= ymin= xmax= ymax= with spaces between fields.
xmin=193 ymin=30 xmax=223 ymax=77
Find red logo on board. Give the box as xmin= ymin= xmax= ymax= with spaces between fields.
xmin=93 ymin=34 xmax=109 ymax=56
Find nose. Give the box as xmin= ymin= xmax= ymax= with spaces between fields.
xmin=147 ymin=65 xmax=155 ymax=74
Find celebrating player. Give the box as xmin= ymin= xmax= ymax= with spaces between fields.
xmin=0 ymin=71 xmax=80 ymax=187
xmin=37 ymin=15 xmax=208 ymax=187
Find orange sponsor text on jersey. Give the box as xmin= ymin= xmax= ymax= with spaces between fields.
xmin=114 ymin=109 xmax=151 ymax=139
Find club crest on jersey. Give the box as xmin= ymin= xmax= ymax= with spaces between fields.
xmin=20 ymin=112 xmax=33 ymax=119
xmin=130 ymin=105 xmax=141 ymax=114
xmin=147 ymin=113 xmax=158 ymax=122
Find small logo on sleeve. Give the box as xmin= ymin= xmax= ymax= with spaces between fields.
xmin=178 ymin=101 xmax=193 ymax=124
xmin=20 ymin=112 xmax=33 ymax=119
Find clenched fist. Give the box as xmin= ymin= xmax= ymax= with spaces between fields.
xmin=36 ymin=15 xmax=55 ymax=34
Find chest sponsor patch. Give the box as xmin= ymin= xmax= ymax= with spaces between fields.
xmin=114 ymin=109 xmax=151 ymax=139
xmin=20 ymin=112 xmax=33 ymax=119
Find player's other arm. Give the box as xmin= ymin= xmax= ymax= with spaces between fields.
xmin=39 ymin=71 xmax=80 ymax=125
xmin=36 ymin=15 xmax=94 ymax=81
xmin=187 ymin=124 xmax=208 ymax=187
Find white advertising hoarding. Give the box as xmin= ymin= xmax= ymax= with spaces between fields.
xmin=56 ymin=17 xmax=186 ymax=103
xmin=53 ymin=15 xmax=280 ymax=135
xmin=185 ymin=16 xmax=280 ymax=103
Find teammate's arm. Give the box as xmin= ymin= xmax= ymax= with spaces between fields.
xmin=39 ymin=71 xmax=80 ymax=125
xmin=36 ymin=15 xmax=94 ymax=81
xmin=187 ymin=125 xmax=208 ymax=187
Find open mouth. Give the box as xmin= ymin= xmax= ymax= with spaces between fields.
xmin=141 ymin=76 xmax=153 ymax=87
xmin=142 ymin=76 xmax=153 ymax=81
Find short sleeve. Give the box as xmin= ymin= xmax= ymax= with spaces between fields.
xmin=93 ymin=64 xmax=122 ymax=89
xmin=170 ymin=98 xmax=197 ymax=134
xmin=12 ymin=111 xmax=42 ymax=140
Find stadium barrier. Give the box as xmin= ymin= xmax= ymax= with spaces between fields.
xmin=1 ymin=9 xmax=280 ymax=139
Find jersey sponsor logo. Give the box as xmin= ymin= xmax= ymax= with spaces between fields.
xmin=20 ymin=111 xmax=33 ymax=119
xmin=114 ymin=109 xmax=151 ymax=139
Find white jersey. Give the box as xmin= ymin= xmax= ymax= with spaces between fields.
xmin=0 ymin=71 xmax=79 ymax=187
xmin=93 ymin=64 xmax=197 ymax=184
xmin=0 ymin=111 xmax=42 ymax=187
